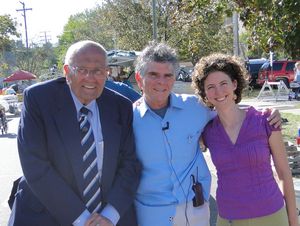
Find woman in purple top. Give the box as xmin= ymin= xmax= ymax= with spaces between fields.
xmin=192 ymin=53 xmax=298 ymax=226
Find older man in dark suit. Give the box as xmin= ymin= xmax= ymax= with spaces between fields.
xmin=8 ymin=40 xmax=141 ymax=226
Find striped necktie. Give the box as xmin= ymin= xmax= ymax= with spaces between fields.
xmin=79 ymin=107 xmax=101 ymax=213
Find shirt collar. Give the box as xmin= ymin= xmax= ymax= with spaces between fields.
xmin=136 ymin=92 xmax=185 ymax=118
xmin=69 ymin=86 xmax=97 ymax=119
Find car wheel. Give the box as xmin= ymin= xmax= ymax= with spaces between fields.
xmin=277 ymin=78 xmax=289 ymax=88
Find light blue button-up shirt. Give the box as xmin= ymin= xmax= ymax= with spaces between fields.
xmin=133 ymin=93 xmax=213 ymax=224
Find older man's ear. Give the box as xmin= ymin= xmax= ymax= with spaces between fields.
xmin=63 ymin=65 xmax=70 ymax=76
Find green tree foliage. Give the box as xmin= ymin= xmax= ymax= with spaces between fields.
xmin=234 ymin=0 xmax=300 ymax=58
xmin=57 ymin=8 xmax=115 ymax=69
xmin=58 ymin=0 xmax=233 ymax=64
xmin=100 ymin=0 xmax=153 ymax=50
xmin=170 ymin=0 xmax=233 ymax=63
xmin=9 ymin=42 xmax=57 ymax=77
xmin=0 ymin=15 xmax=19 ymax=76
xmin=0 ymin=14 xmax=19 ymax=51
xmin=0 ymin=15 xmax=59 ymax=79
xmin=102 ymin=0 xmax=233 ymax=62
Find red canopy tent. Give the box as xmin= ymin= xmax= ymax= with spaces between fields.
xmin=3 ymin=70 xmax=37 ymax=82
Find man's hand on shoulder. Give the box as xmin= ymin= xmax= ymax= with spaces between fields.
xmin=84 ymin=213 xmax=114 ymax=226
xmin=263 ymin=108 xmax=282 ymax=129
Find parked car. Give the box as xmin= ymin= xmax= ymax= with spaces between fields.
xmin=0 ymin=94 xmax=19 ymax=114
xmin=246 ymin=58 xmax=267 ymax=87
xmin=107 ymin=50 xmax=140 ymax=64
xmin=256 ymin=60 xmax=297 ymax=88
xmin=4 ymin=88 xmax=16 ymax=95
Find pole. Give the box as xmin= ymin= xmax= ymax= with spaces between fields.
xmin=152 ymin=0 xmax=157 ymax=41
xmin=16 ymin=1 xmax=32 ymax=49
xmin=232 ymin=11 xmax=239 ymax=56
xmin=268 ymin=37 xmax=274 ymax=81
xmin=40 ymin=31 xmax=51 ymax=44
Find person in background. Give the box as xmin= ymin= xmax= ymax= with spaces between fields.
xmin=192 ymin=53 xmax=298 ymax=226
xmin=119 ymin=67 xmax=132 ymax=87
xmin=132 ymin=42 xmax=282 ymax=226
xmin=106 ymin=67 xmax=141 ymax=102
xmin=0 ymin=104 xmax=7 ymax=127
xmin=8 ymin=40 xmax=141 ymax=226
xmin=105 ymin=79 xmax=141 ymax=102
xmin=294 ymin=61 xmax=300 ymax=82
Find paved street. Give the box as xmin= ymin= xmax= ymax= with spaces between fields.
xmin=0 ymin=116 xmax=22 ymax=226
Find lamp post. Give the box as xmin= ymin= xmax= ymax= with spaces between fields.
xmin=232 ymin=11 xmax=239 ymax=56
xmin=268 ymin=37 xmax=274 ymax=80
xmin=152 ymin=0 xmax=157 ymax=41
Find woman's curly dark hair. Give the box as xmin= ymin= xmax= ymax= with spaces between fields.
xmin=192 ymin=53 xmax=247 ymax=107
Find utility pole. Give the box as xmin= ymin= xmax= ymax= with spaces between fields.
xmin=16 ymin=1 xmax=32 ymax=49
xmin=232 ymin=11 xmax=239 ymax=56
xmin=152 ymin=0 xmax=157 ymax=41
xmin=40 ymin=31 xmax=52 ymax=44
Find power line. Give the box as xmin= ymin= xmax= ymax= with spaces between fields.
xmin=16 ymin=1 xmax=32 ymax=49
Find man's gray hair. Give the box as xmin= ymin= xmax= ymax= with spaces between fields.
xmin=135 ymin=42 xmax=179 ymax=77
xmin=64 ymin=40 xmax=108 ymax=66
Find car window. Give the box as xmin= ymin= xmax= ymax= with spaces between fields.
xmin=116 ymin=51 xmax=136 ymax=57
xmin=249 ymin=63 xmax=264 ymax=73
xmin=272 ymin=62 xmax=283 ymax=71
xmin=286 ymin=62 xmax=295 ymax=71
xmin=107 ymin=51 xmax=116 ymax=56
xmin=260 ymin=62 xmax=270 ymax=70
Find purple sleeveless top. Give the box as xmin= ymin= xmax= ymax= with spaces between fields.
xmin=203 ymin=107 xmax=284 ymax=220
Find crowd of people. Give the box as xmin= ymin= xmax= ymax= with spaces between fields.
xmin=7 ymin=40 xmax=299 ymax=226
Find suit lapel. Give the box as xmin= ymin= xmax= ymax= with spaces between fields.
xmin=53 ymin=80 xmax=85 ymax=195
xmin=97 ymin=90 xmax=121 ymax=192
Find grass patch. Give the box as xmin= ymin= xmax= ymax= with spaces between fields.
xmin=294 ymin=103 xmax=300 ymax=109
xmin=242 ymin=87 xmax=260 ymax=99
xmin=281 ymin=112 xmax=300 ymax=144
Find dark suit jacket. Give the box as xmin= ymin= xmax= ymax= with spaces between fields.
xmin=8 ymin=77 xmax=141 ymax=226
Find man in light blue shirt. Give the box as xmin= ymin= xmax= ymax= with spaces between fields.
xmin=133 ymin=42 xmax=212 ymax=226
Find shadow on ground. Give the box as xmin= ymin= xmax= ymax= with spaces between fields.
xmin=0 ymin=133 xmax=17 ymax=139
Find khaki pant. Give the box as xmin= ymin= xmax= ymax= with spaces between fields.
xmin=216 ymin=206 xmax=289 ymax=226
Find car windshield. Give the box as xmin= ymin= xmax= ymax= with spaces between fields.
xmin=260 ymin=61 xmax=284 ymax=71
xmin=260 ymin=62 xmax=270 ymax=70
xmin=248 ymin=63 xmax=264 ymax=73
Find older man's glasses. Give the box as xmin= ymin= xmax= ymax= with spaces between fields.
xmin=69 ymin=66 xmax=107 ymax=79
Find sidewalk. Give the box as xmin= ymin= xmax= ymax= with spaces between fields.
xmin=240 ymin=99 xmax=300 ymax=114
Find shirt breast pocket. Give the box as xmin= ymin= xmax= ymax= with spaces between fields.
xmin=186 ymin=129 xmax=202 ymax=146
